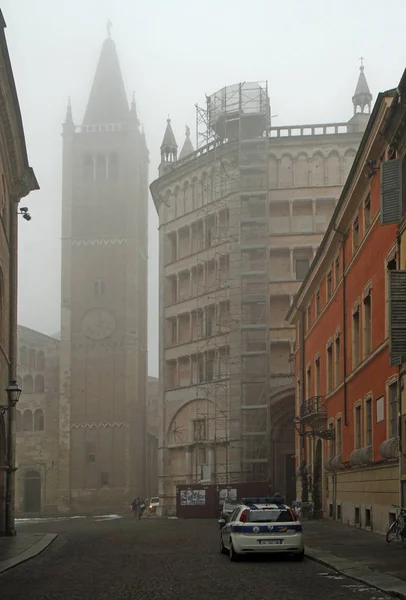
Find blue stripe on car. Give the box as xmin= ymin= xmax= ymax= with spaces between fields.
xmin=231 ymin=524 xmax=302 ymax=533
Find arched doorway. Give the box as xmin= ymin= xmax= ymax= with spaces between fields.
xmin=23 ymin=470 xmax=41 ymax=513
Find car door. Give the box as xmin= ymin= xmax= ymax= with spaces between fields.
xmin=222 ymin=508 xmax=240 ymax=546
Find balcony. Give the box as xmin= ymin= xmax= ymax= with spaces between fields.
xmin=300 ymin=396 xmax=327 ymax=425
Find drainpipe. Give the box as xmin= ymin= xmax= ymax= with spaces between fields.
xmin=333 ymin=228 xmax=348 ymax=426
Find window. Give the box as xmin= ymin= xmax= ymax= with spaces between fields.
xmin=20 ymin=346 xmax=27 ymax=366
xmin=36 ymin=351 xmax=45 ymax=370
xmin=315 ymin=356 xmax=320 ymax=396
xmin=109 ymin=153 xmax=118 ymax=181
xmin=316 ymin=291 xmax=320 ymax=316
xmin=193 ymin=419 xmax=206 ymax=441
xmin=35 ymin=375 xmax=44 ymax=393
xmin=296 ymin=259 xmax=310 ymax=281
xmin=352 ymin=306 xmax=360 ymax=368
xmin=365 ymin=398 xmax=372 ymax=446
xmin=95 ymin=154 xmax=106 ymax=181
xmin=353 ymin=215 xmax=359 ymax=250
xmin=197 ymin=356 xmax=204 ymax=383
xmin=355 ymin=404 xmax=362 ymax=449
xmin=206 ymin=352 xmax=215 ymax=381
xmin=335 ymin=334 xmax=341 ymax=386
xmin=327 ymin=271 xmax=332 ymax=299
xmin=306 ymin=365 xmax=312 ymax=398
xmin=307 ymin=305 xmax=312 ymax=329
xmin=94 ymin=280 xmax=105 ymax=295
xmin=327 ymin=343 xmax=333 ymax=393
xmin=23 ymin=410 xmax=33 ymax=431
xmin=385 ymin=255 xmax=397 ymax=337
xmin=34 ymin=409 xmax=44 ymax=431
xmin=28 ymin=349 xmax=36 ymax=369
xmin=364 ymin=194 xmax=371 ymax=229
xmin=336 ymin=417 xmax=342 ymax=456
xmin=328 ymin=423 xmax=334 ymax=458
xmin=389 ymin=381 xmax=398 ymax=438
xmin=82 ymin=154 xmax=93 ymax=181
xmin=23 ymin=375 xmax=33 ymax=394
xmin=101 ymin=472 xmax=110 ymax=486
xmin=335 ymin=257 xmax=340 ymax=287
xmin=363 ymin=291 xmax=372 ymax=357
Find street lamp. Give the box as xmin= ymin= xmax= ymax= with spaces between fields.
xmin=6 ymin=379 xmax=22 ymax=406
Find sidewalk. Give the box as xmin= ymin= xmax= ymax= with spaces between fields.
xmin=304 ymin=519 xmax=406 ymax=599
xmin=0 ymin=533 xmax=57 ymax=574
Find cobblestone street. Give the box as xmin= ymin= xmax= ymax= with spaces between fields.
xmin=0 ymin=517 xmax=395 ymax=600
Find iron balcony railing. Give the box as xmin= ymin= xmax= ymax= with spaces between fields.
xmin=300 ymin=396 xmax=327 ymax=420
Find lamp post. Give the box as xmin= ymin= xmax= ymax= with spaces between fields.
xmin=4 ymin=379 xmax=22 ymax=536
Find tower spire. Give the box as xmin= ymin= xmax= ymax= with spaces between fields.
xmin=352 ymin=58 xmax=372 ymax=115
xmin=160 ymin=117 xmax=178 ymax=163
xmin=83 ymin=34 xmax=129 ymax=127
xmin=63 ymin=96 xmax=75 ymax=135
xmin=179 ymin=125 xmax=194 ymax=159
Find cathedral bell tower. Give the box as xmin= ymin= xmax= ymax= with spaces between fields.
xmin=58 ymin=30 xmax=149 ymax=512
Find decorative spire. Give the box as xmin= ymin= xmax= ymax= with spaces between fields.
xmin=63 ymin=96 xmax=75 ymax=135
xmin=352 ymin=58 xmax=372 ymax=115
xmin=179 ymin=125 xmax=194 ymax=159
xmin=82 ymin=36 xmax=129 ymax=126
xmin=160 ymin=117 xmax=178 ymax=164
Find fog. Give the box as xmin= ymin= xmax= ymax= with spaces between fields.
xmin=2 ymin=0 xmax=405 ymax=377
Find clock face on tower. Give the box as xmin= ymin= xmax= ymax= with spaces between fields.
xmin=81 ymin=308 xmax=116 ymax=340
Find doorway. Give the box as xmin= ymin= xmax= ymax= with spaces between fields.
xmin=285 ymin=454 xmax=296 ymax=505
xmin=23 ymin=470 xmax=41 ymax=512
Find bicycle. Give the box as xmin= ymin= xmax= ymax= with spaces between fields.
xmin=386 ymin=505 xmax=406 ymax=543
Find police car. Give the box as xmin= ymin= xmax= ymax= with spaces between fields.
xmin=218 ymin=497 xmax=304 ymax=561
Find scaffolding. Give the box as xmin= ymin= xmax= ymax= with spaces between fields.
xmin=191 ymin=82 xmax=271 ymax=485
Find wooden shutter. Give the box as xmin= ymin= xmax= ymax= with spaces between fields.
xmin=389 ymin=270 xmax=406 ymax=366
xmin=380 ymin=158 xmax=404 ymax=225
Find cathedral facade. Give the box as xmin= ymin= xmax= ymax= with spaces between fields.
xmin=57 ymin=34 xmax=149 ymax=512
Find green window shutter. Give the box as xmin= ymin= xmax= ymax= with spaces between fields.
xmin=389 ymin=270 xmax=406 ymax=366
xmin=380 ymin=158 xmax=404 ymax=225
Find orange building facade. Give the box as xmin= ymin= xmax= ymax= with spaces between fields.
xmin=287 ymin=78 xmax=404 ymax=534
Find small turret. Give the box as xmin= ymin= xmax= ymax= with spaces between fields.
xmin=63 ymin=97 xmax=75 ymax=136
xmin=352 ymin=57 xmax=372 ymax=115
xmin=159 ymin=118 xmax=178 ymax=175
xmin=179 ymin=126 xmax=194 ymax=160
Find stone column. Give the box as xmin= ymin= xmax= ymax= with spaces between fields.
xmin=176 ymin=230 xmax=180 ymax=260
xmin=289 ymin=200 xmax=293 ymax=233
xmin=312 ymin=199 xmax=317 ymax=232
xmin=188 ymin=225 xmax=192 ymax=255
xmin=176 ymin=315 xmax=179 ymax=345
xmin=277 ymin=159 xmax=281 ymax=188
xmin=189 ymin=311 xmax=193 ymax=340
xmin=289 ymin=248 xmax=294 ymax=279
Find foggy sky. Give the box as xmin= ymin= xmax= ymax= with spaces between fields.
xmin=2 ymin=0 xmax=405 ymax=377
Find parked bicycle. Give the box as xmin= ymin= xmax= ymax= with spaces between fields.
xmin=386 ymin=505 xmax=406 ymax=543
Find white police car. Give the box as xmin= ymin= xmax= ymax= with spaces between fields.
xmin=218 ymin=497 xmax=304 ymax=561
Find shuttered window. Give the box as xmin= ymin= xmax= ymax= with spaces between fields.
xmin=380 ymin=157 xmax=405 ymax=225
xmin=389 ymin=270 xmax=406 ymax=366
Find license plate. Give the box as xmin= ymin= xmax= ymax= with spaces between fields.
xmin=258 ymin=539 xmax=282 ymax=545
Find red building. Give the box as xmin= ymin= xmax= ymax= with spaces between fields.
xmin=286 ymin=75 xmax=404 ymax=534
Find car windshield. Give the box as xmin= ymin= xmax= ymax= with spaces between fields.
xmin=248 ymin=509 xmax=294 ymax=523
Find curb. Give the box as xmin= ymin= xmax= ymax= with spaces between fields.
xmin=0 ymin=534 xmax=58 ymax=575
xmin=305 ymin=545 xmax=406 ymax=600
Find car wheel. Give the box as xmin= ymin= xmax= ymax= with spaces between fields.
xmin=220 ymin=535 xmax=227 ymax=555
xmin=292 ymin=549 xmax=305 ymax=561
xmin=229 ymin=541 xmax=240 ymax=562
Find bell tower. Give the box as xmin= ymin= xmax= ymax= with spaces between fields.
xmin=58 ymin=32 xmax=149 ymax=512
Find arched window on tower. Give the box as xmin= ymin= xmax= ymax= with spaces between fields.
xmin=109 ymin=153 xmax=119 ymax=181
xmin=82 ymin=154 xmax=94 ymax=181
xmin=35 ymin=375 xmax=45 ymax=393
xmin=34 ymin=409 xmax=44 ymax=431
xmin=36 ymin=351 xmax=45 ymax=370
xmin=94 ymin=280 xmax=105 ymax=296
xmin=23 ymin=410 xmax=33 ymax=431
xmin=96 ymin=154 xmax=106 ymax=181
xmin=20 ymin=346 xmax=27 ymax=366
xmin=23 ymin=375 xmax=33 ymax=393
xmin=28 ymin=349 xmax=36 ymax=369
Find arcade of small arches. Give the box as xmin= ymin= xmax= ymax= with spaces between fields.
xmin=16 ymin=408 xmax=44 ymax=432
xmin=19 ymin=347 xmax=45 ymax=370
xmin=161 ymin=149 xmax=357 ymax=223
xmin=82 ymin=152 xmax=119 ymax=182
